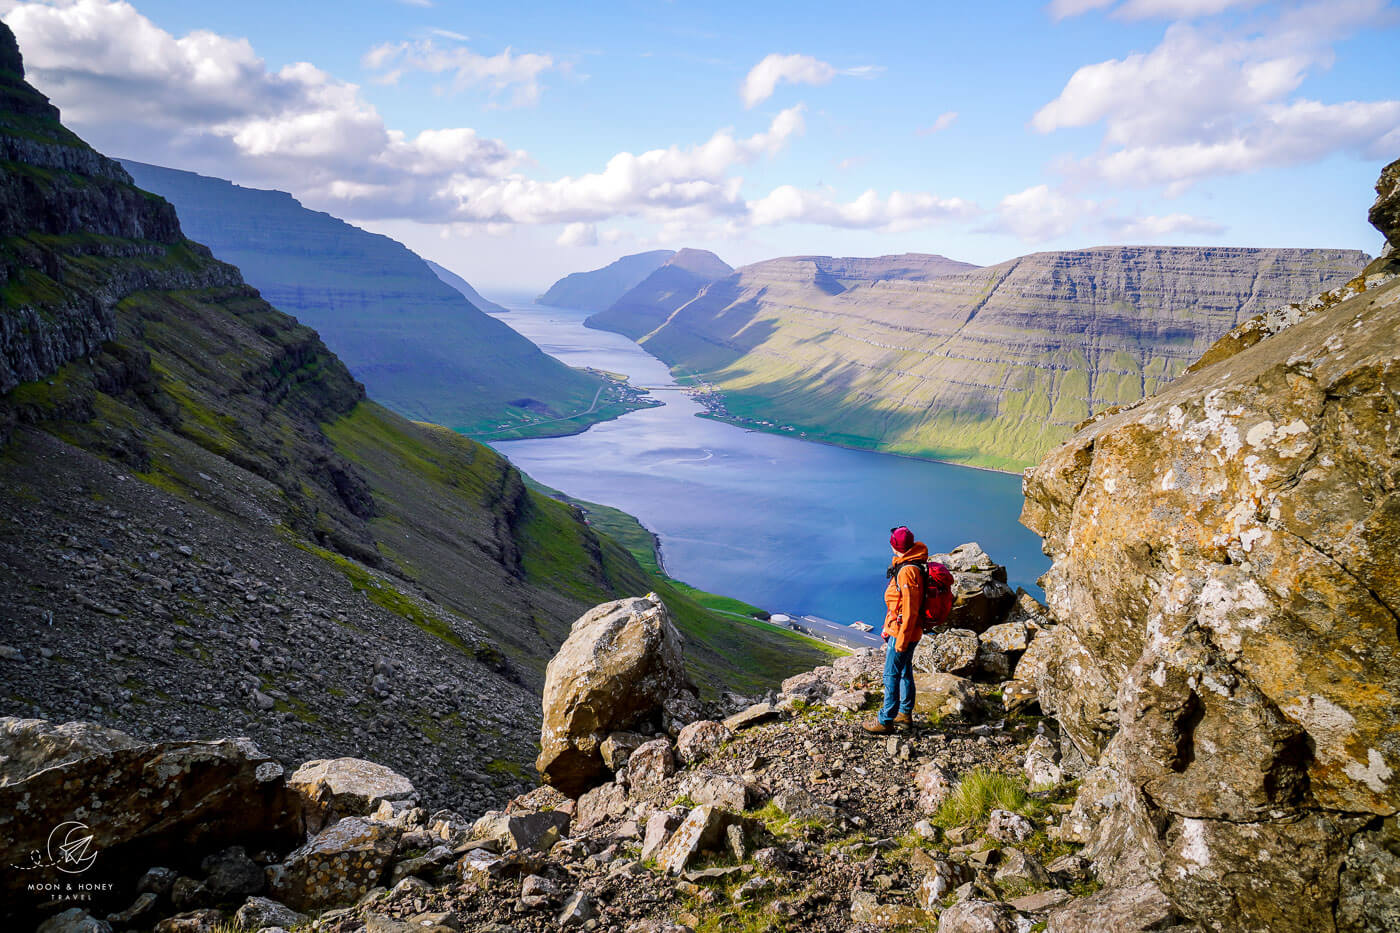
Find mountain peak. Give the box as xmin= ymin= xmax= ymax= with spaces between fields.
xmin=665 ymin=248 xmax=732 ymax=279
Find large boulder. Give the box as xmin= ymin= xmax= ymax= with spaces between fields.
xmin=287 ymin=757 xmax=416 ymax=834
xmin=1021 ymin=172 xmax=1400 ymax=933
xmin=931 ymin=543 xmax=1016 ymax=633
xmin=0 ymin=722 xmax=298 ymax=919
xmin=265 ymin=816 xmax=400 ymax=911
xmin=537 ymin=595 xmax=698 ymax=796
xmin=0 ymin=718 xmax=141 ymax=785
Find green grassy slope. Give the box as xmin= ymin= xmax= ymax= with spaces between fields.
xmin=640 ymin=248 xmax=1371 ymax=471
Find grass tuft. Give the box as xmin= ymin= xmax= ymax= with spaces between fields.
xmin=933 ymin=768 xmax=1029 ymax=829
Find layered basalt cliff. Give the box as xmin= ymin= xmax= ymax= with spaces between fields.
xmin=1019 ymin=159 xmax=1400 ymax=932
xmin=636 ymin=246 xmax=1369 ymax=470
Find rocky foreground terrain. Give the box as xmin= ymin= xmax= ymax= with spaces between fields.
xmin=620 ymin=245 xmax=1370 ymax=470
xmin=8 ymin=547 xmax=1100 ymax=933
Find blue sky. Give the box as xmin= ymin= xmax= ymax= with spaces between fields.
xmin=3 ymin=0 xmax=1397 ymax=290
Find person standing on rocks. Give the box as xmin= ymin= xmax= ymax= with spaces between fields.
xmin=864 ymin=525 xmax=927 ymax=735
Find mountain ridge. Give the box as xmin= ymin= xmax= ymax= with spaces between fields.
xmin=426 ymin=258 xmax=510 ymax=314
xmin=632 ymin=244 xmax=1370 ymax=470
xmin=537 ymin=249 xmax=675 ymax=311
xmin=583 ymin=247 xmax=733 ymax=340
xmin=119 ymin=159 xmax=631 ymax=438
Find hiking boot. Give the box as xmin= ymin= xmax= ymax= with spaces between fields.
xmin=862 ymin=720 xmax=896 ymax=736
xmin=894 ymin=713 xmax=914 ymax=727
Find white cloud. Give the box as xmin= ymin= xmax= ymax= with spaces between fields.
xmin=1 ymin=0 xmax=987 ymax=241
xmin=749 ymin=185 xmax=978 ymax=232
xmin=363 ymin=39 xmax=555 ymax=106
xmin=1034 ymin=3 xmax=1400 ymax=189
xmin=742 ymin=54 xmax=834 ymax=107
xmin=1047 ymin=0 xmax=1115 ymax=19
xmin=917 ymin=111 xmax=958 ymax=135
xmin=435 ymin=106 xmax=807 ymax=225
xmin=556 ymin=222 xmax=597 ymax=247
xmin=988 ymin=185 xmax=1100 ymax=241
xmin=740 ymin=53 xmax=879 ymax=108
xmin=1049 ymin=0 xmax=1259 ymax=19
xmin=1107 ymin=212 xmax=1226 ymax=237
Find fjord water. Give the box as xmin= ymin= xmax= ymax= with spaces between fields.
xmin=490 ymin=300 xmax=1050 ymax=626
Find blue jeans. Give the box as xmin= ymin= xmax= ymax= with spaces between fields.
xmin=880 ymin=640 xmax=916 ymax=725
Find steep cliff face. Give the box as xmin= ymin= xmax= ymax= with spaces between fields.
xmin=537 ymin=249 xmax=675 ymax=311
xmin=1020 ymin=168 xmax=1400 ymax=931
xmin=584 ymin=247 xmax=733 ymax=339
xmin=638 ymin=246 xmax=1369 ymax=470
xmin=120 ymin=160 xmax=612 ymax=435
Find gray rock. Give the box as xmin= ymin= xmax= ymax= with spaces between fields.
xmin=200 ymin=845 xmax=264 ymax=899
xmin=674 ymin=720 xmax=730 ymax=764
xmin=287 ymin=757 xmax=416 ymax=834
xmin=266 ymin=816 xmax=400 ymax=911
xmin=626 ymin=738 xmax=675 ymax=795
xmin=912 ymin=629 xmax=980 ymax=675
xmin=233 ymin=896 xmax=307 ymax=931
xmin=849 ymin=890 xmax=934 ymax=926
xmin=914 ymin=762 xmax=956 ymax=815
xmin=105 ymin=892 xmax=158 ymax=928
xmin=557 ymin=891 xmax=595 ymax=926
xmin=0 ymin=717 xmax=140 ymax=785
xmin=137 ymin=866 xmax=179 ymax=897
xmin=723 ymin=702 xmax=780 ymax=731
xmin=38 ymin=909 xmax=112 ymax=933
xmin=993 ymin=848 xmax=1052 ymax=888
xmin=575 ymin=781 xmax=629 ymax=831
xmin=1337 ymin=815 xmax=1400 ymax=932
xmin=641 ymin=809 xmax=683 ymax=862
xmin=599 ymin=731 xmax=648 ymax=771
xmin=520 ymin=873 xmax=558 ymax=909
xmin=935 ymin=898 xmax=1016 ymax=933
xmin=1046 ymin=883 xmax=1183 ymax=933
xmin=987 ymin=809 xmax=1034 ymax=843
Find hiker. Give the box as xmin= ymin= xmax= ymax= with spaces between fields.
xmin=863 ymin=525 xmax=928 ymax=735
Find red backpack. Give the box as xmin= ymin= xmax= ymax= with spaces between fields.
xmin=890 ymin=559 xmax=955 ymax=633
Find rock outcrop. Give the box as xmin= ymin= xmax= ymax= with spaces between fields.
xmin=537 ymin=595 xmax=699 ymax=796
xmin=1020 ymin=164 xmax=1400 ymax=931
xmin=0 ymin=720 xmax=299 ymax=920
xmin=634 ymin=246 xmax=1369 ymax=470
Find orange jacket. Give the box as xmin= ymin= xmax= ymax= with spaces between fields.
xmin=883 ymin=542 xmax=928 ymax=652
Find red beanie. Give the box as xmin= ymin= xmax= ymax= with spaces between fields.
xmin=889 ymin=526 xmax=914 ymax=551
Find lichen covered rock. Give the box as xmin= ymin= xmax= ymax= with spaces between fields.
xmin=1022 ymin=186 xmax=1400 ymax=930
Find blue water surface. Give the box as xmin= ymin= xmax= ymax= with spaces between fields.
xmin=489 ymin=300 xmax=1049 ymax=626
